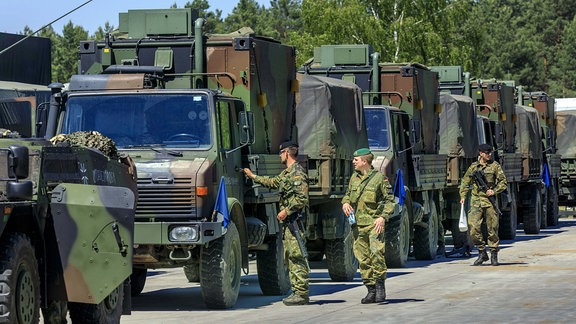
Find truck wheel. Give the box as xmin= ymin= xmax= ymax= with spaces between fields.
xmin=325 ymin=224 xmax=358 ymax=281
xmin=130 ymin=267 xmax=147 ymax=296
xmin=547 ymin=184 xmax=559 ymax=226
xmin=385 ymin=205 xmax=410 ymax=268
xmin=256 ymin=232 xmax=290 ymax=295
xmin=183 ymin=264 xmax=200 ymax=283
xmin=68 ymin=284 xmax=123 ymax=324
xmin=499 ymin=190 xmax=518 ymax=240
xmin=413 ymin=201 xmax=439 ymax=260
xmin=523 ymin=188 xmax=542 ymax=234
xmin=200 ymin=222 xmax=241 ymax=309
xmin=0 ymin=233 xmax=40 ymax=323
xmin=540 ymin=189 xmax=548 ymax=229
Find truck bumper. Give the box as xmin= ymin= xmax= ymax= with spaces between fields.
xmin=134 ymin=221 xmax=224 ymax=245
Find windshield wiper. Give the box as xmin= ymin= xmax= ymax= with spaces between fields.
xmin=124 ymin=144 xmax=183 ymax=157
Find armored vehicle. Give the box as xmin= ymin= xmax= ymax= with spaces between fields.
xmin=0 ymin=90 xmax=137 ymax=323
xmin=300 ymin=45 xmax=446 ymax=267
xmin=49 ymin=8 xmax=357 ymax=309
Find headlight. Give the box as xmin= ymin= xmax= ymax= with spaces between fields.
xmin=169 ymin=226 xmax=199 ymax=242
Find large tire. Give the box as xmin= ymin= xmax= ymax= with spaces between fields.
xmin=68 ymin=284 xmax=123 ymax=324
xmin=413 ymin=201 xmax=439 ymax=260
xmin=523 ymin=188 xmax=542 ymax=234
xmin=0 ymin=233 xmax=40 ymax=324
xmin=256 ymin=232 xmax=290 ymax=296
xmin=325 ymin=224 xmax=358 ymax=281
xmin=200 ymin=222 xmax=241 ymax=309
xmin=130 ymin=268 xmax=147 ymax=296
xmin=540 ymin=189 xmax=548 ymax=229
xmin=385 ymin=205 xmax=410 ymax=268
xmin=547 ymin=184 xmax=559 ymax=226
xmin=499 ymin=190 xmax=518 ymax=240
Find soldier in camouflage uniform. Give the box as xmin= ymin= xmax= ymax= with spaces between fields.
xmin=459 ymin=144 xmax=507 ymax=266
xmin=242 ymin=141 xmax=310 ymax=306
xmin=342 ymin=148 xmax=395 ymax=304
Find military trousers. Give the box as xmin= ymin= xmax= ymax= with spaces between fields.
xmin=283 ymin=226 xmax=310 ymax=296
xmin=468 ymin=204 xmax=499 ymax=252
xmin=352 ymin=223 xmax=387 ymax=286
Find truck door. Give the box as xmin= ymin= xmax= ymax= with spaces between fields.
xmin=215 ymin=99 xmax=243 ymax=199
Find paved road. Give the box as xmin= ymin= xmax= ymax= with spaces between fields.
xmin=122 ymin=219 xmax=576 ymax=323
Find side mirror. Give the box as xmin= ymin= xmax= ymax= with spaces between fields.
xmin=239 ymin=111 xmax=255 ymax=145
xmin=9 ymin=145 xmax=29 ymax=179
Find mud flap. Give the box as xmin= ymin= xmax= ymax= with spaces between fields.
xmin=50 ymin=183 xmax=135 ymax=304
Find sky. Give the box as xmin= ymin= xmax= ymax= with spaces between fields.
xmin=0 ymin=0 xmax=269 ymax=35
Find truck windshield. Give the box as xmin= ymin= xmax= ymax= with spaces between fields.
xmin=365 ymin=108 xmax=390 ymax=150
xmin=62 ymin=93 xmax=212 ymax=149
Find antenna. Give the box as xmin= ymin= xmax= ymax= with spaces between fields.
xmin=0 ymin=0 xmax=93 ymax=56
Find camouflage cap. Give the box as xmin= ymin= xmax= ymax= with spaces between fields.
xmin=478 ymin=144 xmax=493 ymax=153
xmin=279 ymin=140 xmax=298 ymax=151
xmin=353 ymin=148 xmax=371 ymax=156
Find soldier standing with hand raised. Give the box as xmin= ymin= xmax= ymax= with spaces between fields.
xmin=242 ymin=141 xmax=310 ymax=306
xmin=342 ymin=148 xmax=396 ymax=304
xmin=460 ymin=143 xmax=507 ymax=266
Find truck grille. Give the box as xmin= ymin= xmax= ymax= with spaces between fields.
xmin=135 ymin=177 xmax=197 ymax=218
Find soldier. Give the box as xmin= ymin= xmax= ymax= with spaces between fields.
xmin=242 ymin=141 xmax=310 ymax=306
xmin=342 ymin=148 xmax=395 ymax=304
xmin=459 ymin=143 xmax=507 ymax=266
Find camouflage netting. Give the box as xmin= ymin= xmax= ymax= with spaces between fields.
xmin=50 ymin=131 xmax=118 ymax=160
xmin=556 ymin=110 xmax=576 ymax=157
xmin=514 ymin=105 xmax=542 ymax=158
xmin=438 ymin=94 xmax=478 ymax=158
xmin=296 ymin=75 xmax=368 ymax=159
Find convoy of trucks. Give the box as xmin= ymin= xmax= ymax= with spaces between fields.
xmin=0 ymin=6 xmax=570 ymax=321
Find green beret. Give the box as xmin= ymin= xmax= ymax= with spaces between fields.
xmin=353 ymin=148 xmax=371 ymax=156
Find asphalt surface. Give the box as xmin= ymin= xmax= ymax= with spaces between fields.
xmin=121 ymin=218 xmax=576 ymax=323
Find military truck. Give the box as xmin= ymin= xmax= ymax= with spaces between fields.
xmin=431 ymin=66 xmax=524 ymax=240
xmin=49 ymin=8 xmax=357 ymax=308
xmin=300 ymin=45 xmax=446 ymax=267
xmin=520 ymin=91 xmax=561 ymax=226
xmin=556 ymin=110 xmax=576 ymax=211
xmin=0 ymin=90 xmax=138 ymax=323
xmin=295 ymin=74 xmax=365 ymax=280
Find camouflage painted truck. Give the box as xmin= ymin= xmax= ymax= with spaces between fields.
xmin=295 ymin=74 xmax=366 ymax=280
xmin=430 ymin=66 xmax=524 ymax=240
xmin=520 ymin=90 xmax=561 ymax=227
xmin=300 ymin=45 xmax=446 ymax=267
xmin=0 ymin=89 xmax=137 ymax=322
xmin=556 ymin=109 xmax=576 ymax=211
xmin=49 ymin=8 xmax=354 ymax=308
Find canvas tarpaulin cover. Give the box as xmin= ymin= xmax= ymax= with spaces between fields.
xmin=296 ymin=75 xmax=367 ymax=159
xmin=439 ymin=93 xmax=478 ymax=158
xmin=514 ymin=105 xmax=542 ymax=158
xmin=556 ymin=109 xmax=576 ymax=157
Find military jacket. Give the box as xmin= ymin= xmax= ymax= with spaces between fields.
xmin=459 ymin=160 xmax=507 ymax=207
xmin=342 ymin=168 xmax=396 ymax=225
xmin=253 ymin=162 xmax=309 ymax=216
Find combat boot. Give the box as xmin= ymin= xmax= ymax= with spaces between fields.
xmin=375 ymin=279 xmax=386 ymax=303
xmin=473 ymin=249 xmax=489 ymax=266
xmin=491 ymin=251 xmax=499 ymax=266
xmin=282 ymin=292 xmax=309 ymax=306
xmin=361 ymin=285 xmax=376 ymax=304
